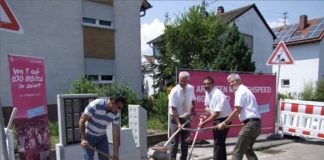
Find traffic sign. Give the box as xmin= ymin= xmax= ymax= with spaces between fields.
xmin=267 ymin=41 xmax=294 ymax=65
xmin=0 ymin=0 xmax=23 ymax=33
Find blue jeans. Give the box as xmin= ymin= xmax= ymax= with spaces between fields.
xmin=83 ymin=133 xmax=109 ymax=160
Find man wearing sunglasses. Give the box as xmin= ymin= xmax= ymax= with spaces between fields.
xmin=79 ymin=95 xmax=126 ymax=160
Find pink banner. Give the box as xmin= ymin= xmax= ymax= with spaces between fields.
xmin=178 ymin=70 xmax=276 ymax=140
xmin=9 ymin=54 xmax=50 ymax=160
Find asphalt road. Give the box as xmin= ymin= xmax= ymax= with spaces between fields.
xmin=227 ymin=139 xmax=324 ymax=160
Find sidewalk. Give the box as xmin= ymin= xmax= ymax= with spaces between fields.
xmin=189 ymin=134 xmax=293 ymax=160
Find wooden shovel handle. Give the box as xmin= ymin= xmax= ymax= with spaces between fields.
xmin=163 ymin=120 xmax=190 ymax=147
xmin=86 ymin=144 xmax=112 ymax=159
xmin=187 ymin=118 xmax=203 ymax=160
xmin=203 ymin=123 xmax=244 ymax=130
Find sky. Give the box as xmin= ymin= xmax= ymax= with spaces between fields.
xmin=140 ymin=0 xmax=324 ymax=56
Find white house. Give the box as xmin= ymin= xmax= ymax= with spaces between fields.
xmin=216 ymin=4 xmax=275 ymax=73
xmin=141 ymin=55 xmax=155 ymax=97
xmin=272 ymin=15 xmax=324 ymax=97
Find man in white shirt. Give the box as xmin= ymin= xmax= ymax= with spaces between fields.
xmin=168 ymin=71 xmax=196 ymax=160
xmin=199 ymin=76 xmax=232 ymax=160
xmin=217 ymin=73 xmax=261 ymax=160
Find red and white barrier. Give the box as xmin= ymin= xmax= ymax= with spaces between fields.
xmin=279 ymin=99 xmax=324 ymax=140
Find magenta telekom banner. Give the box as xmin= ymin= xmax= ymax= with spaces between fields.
xmin=9 ymin=54 xmax=51 ymax=160
xmin=178 ymin=69 xmax=276 ymax=140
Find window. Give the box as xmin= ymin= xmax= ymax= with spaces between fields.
xmin=281 ymin=79 xmax=290 ymax=87
xmin=86 ymin=75 xmax=99 ymax=81
xmin=83 ymin=17 xmax=96 ymax=24
xmin=101 ymin=75 xmax=113 ymax=81
xmin=153 ymin=47 xmax=160 ymax=58
xmin=82 ymin=17 xmax=113 ymax=29
xmin=99 ymin=20 xmax=112 ymax=27
xmin=242 ymin=34 xmax=253 ymax=51
xmin=86 ymin=74 xmax=114 ymax=84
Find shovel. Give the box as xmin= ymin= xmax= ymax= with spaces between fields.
xmin=149 ymin=120 xmax=190 ymax=160
xmin=187 ymin=118 xmax=203 ymax=160
xmin=86 ymin=144 xmax=112 ymax=159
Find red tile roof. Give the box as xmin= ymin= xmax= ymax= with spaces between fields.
xmin=273 ymin=17 xmax=324 ymax=46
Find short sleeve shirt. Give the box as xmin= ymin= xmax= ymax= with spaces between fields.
xmin=205 ymin=87 xmax=232 ymax=118
xmin=168 ymin=84 xmax=195 ymax=115
xmin=234 ymin=84 xmax=261 ymax=121
xmin=84 ymin=99 xmax=120 ymax=136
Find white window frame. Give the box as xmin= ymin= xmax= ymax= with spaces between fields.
xmin=82 ymin=17 xmax=113 ymax=30
xmin=86 ymin=75 xmax=114 ymax=84
xmin=281 ymin=79 xmax=290 ymax=87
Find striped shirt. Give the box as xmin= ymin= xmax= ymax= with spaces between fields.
xmin=84 ymin=99 xmax=120 ymax=136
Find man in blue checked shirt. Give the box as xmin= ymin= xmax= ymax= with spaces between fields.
xmin=79 ymin=95 xmax=126 ymax=160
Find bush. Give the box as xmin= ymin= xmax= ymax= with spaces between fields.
xmin=147 ymin=117 xmax=168 ymax=130
xmin=68 ymin=76 xmax=140 ymax=126
xmin=96 ymin=82 xmax=140 ymax=126
xmin=141 ymin=97 xmax=154 ymax=118
xmin=141 ymin=94 xmax=169 ymax=130
xmin=278 ymin=93 xmax=293 ymax=100
xmin=300 ymin=80 xmax=315 ymax=100
xmin=315 ymin=79 xmax=324 ymax=101
xmin=96 ymin=82 xmax=139 ymax=104
xmin=67 ymin=76 xmax=97 ymax=94
xmin=278 ymin=79 xmax=324 ymax=102
xmin=49 ymin=121 xmax=59 ymax=136
xmin=152 ymin=92 xmax=169 ymax=123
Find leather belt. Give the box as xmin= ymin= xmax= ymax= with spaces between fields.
xmin=243 ymin=118 xmax=260 ymax=123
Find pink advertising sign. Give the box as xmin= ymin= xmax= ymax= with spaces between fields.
xmin=178 ymin=70 xmax=276 ymax=140
xmin=8 ymin=54 xmax=50 ymax=160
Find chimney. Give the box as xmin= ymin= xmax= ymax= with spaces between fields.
xmin=217 ymin=6 xmax=224 ymax=15
xmin=299 ymin=15 xmax=308 ymax=30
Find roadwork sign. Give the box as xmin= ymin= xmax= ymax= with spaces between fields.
xmin=267 ymin=41 xmax=294 ymax=65
xmin=0 ymin=0 xmax=23 ymax=33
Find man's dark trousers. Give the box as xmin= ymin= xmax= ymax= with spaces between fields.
xmin=213 ymin=117 xmax=230 ymax=160
xmin=169 ymin=118 xmax=190 ymax=160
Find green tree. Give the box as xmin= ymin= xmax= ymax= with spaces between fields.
xmin=212 ymin=24 xmax=255 ymax=72
xmin=153 ymin=5 xmax=226 ymax=90
xmin=154 ymin=5 xmax=257 ymax=90
xmin=153 ymin=40 xmax=177 ymax=91
xmin=165 ymin=6 xmax=226 ymax=69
